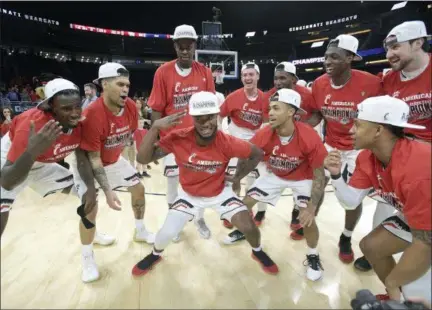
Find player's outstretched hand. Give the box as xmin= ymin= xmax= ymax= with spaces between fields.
xmin=299 ymin=206 xmax=316 ymax=227
xmin=27 ymin=120 xmax=63 ymax=158
xmin=105 ymin=191 xmax=122 ymax=211
xmin=153 ymin=111 xmax=187 ymax=130
xmin=324 ymin=150 xmax=342 ymax=176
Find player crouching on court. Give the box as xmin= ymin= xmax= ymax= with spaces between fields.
xmin=1 ymin=79 xmax=96 ymax=238
xmin=324 ymin=96 xmax=431 ymax=302
xmin=223 ymin=89 xmax=328 ymax=281
xmin=132 ymin=91 xmax=279 ymax=276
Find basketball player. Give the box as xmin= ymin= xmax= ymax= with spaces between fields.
xmin=219 ymin=62 xmax=269 ymax=229
xmin=354 ymin=20 xmax=432 ymax=272
xmin=73 ymin=62 xmax=155 ymax=283
xmin=255 ymin=61 xmax=315 ymax=231
xmin=147 ymin=24 xmax=216 ymax=241
xmin=223 ymin=89 xmax=327 ymax=281
xmin=0 ymin=78 xmax=96 ymax=237
xmin=133 ymin=91 xmax=278 ymax=276
xmin=325 ymin=96 xmax=431 ymax=303
xmin=300 ymin=34 xmax=383 ymax=264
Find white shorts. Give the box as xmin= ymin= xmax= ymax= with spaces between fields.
xmin=0 ymin=134 xmax=73 ymax=213
xmin=381 ymin=212 xmax=412 ymax=243
xmin=324 ymin=143 xmax=360 ymax=179
xmin=226 ymin=158 xmax=265 ymax=179
xmin=170 ymin=185 xmax=248 ymax=222
xmin=72 ymin=155 xmax=140 ymax=199
xmin=163 ymin=153 xmax=179 ymax=177
xmin=247 ymin=170 xmax=312 ymax=207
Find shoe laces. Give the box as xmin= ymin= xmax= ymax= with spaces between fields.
xmin=304 ymin=255 xmax=324 ymax=271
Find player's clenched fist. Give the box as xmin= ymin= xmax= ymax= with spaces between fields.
xmin=324 ymin=150 xmax=343 ymax=176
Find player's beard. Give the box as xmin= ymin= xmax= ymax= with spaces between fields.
xmin=195 ymin=127 xmax=217 ymax=142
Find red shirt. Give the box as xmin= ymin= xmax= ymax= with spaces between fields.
xmin=311 ymin=69 xmax=383 ymax=150
xmin=158 ymin=127 xmax=252 ymax=197
xmin=263 ymin=85 xmax=313 ymax=121
xmin=147 ymin=60 xmax=215 ymax=138
xmin=349 ymin=139 xmax=431 ymax=230
xmin=133 ymin=128 xmax=148 ymax=150
xmin=7 ymin=108 xmax=82 ymax=163
xmin=1 ymin=122 xmax=11 ymax=137
xmin=80 ymin=97 xmax=138 ymax=166
xmin=383 ymin=55 xmax=431 ymax=142
xmin=250 ymin=122 xmax=327 ymax=180
xmin=220 ymin=88 xmax=267 ymax=130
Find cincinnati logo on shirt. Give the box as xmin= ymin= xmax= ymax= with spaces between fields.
xmin=173 ymin=85 xmax=199 ymax=110
xmin=183 ymin=152 xmax=223 ymax=174
xmin=239 ymin=102 xmax=262 ymax=126
xmin=47 ymin=143 xmax=80 ymax=161
xmin=400 ymin=92 xmax=432 ymax=121
xmin=375 ymin=189 xmax=404 ymax=212
xmin=105 ymin=125 xmax=131 ymax=149
xmin=268 ymin=147 xmax=302 ymax=172
xmin=321 ymin=94 xmax=357 ymax=125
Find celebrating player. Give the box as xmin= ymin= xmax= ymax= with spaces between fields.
xmin=324 ymin=95 xmax=431 ymax=303
xmin=132 ymin=91 xmax=278 ymax=276
xmin=147 ymin=24 xmax=216 ymax=241
xmin=302 ymin=34 xmax=384 ymax=264
xmin=219 ymin=62 xmax=269 ymax=229
xmin=0 ymin=79 xmax=95 ymax=238
xmin=224 ymin=89 xmax=327 ymax=281
xmin=73 ymin=63 xmax=155 ymax=283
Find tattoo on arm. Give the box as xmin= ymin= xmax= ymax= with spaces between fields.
xmin=88 ymin=152 xmax=111 ymax=193
xmin=310 ymin=166 xmax=326 ymax=208
xmin=75 ymin=149 xmax=95 ymax=190
xmin=412 ymin=229 xmax=432 ymax=246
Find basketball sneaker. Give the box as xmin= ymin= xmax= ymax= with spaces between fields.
xmin=290 ymin=227 xmax=304 ymax=240
xmin=195 ymin=218 xmax=211 ymax=239
xmin=354 ymin=256 xmax=372 ymax=271
xmin=338 ymin=234 xmax=354 ymax=263
xmin=134 ymin=228 xmax=156 ymax=244
xmin=304 ymin=254 xmax=323 ymax=281
xmin=291 ymin=208 xmax=302 ymax=231
xmin=251 ymin=249 xmax=279 ymax=274
xmin=132 ymin=252 xmax=163 ymax=277
xmin=93 ymin=231 xmax=116 ymax=246
xmin=223 ymin=219 xmax=233 ymax=229
xmin=223 ymin=229 xmax=245 ymax=244
xmin=254 ymin=211 xmax=266 ymax=227
xmin=81 ymin=252 xmax=100 ymax=283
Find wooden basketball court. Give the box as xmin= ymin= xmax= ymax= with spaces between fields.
xmin=1 ymin=162 xmax=385 ymax=309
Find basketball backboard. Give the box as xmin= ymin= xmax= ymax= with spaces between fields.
xmin=195 ymin=49 xmax=238 ymax=81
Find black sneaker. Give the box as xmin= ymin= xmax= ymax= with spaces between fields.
xmin=223 ymin=229 xmax=245 ymax=245
xmin=291 ymin=209 xmax=301 ymax=230
xmin=141 ymin=171 xmax=151 ymax=178
xmin=354 ymin=256 xmax=372 ymax=271
xmin=254 ymin=211 xmax=266 ymax=226
xmin=304 ymin=254 xmax=324 ymax=281
xmin=338 ymin=234 xmax=354 ymax=263
xmin=251 ymin=250 xmax=279 ymax=274
xmin=132 ymin=252 xmax=162 ymax=277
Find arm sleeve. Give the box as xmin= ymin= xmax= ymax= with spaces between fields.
xmin=402 ymin=180 xmax=432 ymax=230
xmin=156 ymin=132 xmax=174 ymax=154
xmin=80 ymin=113 xmax=103 ymax=152
xmin=206 ymin=68 xmax=216 ymax=93
xmin=147 ymin=68 xmax=167 ymax=113
xmin=6 ymin=129 xmax=29 ymax=163
xmin=332 ymin=176 xmax=372 ymax=210
xmin=224 ymin=135 xmax=252 ymax=159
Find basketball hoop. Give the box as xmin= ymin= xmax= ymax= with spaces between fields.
xmin=213 ymin=70 xmax=224 ymax=85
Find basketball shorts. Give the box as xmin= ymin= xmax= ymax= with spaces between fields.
xmin=72 ymin=155 xmax=140 ymax=200
xmin=163 ymin=153 xmax=179 ymax=177
xmin=0 ymin=133 xmax=74 ymax=213
xmin=170 ymin=185 xmax=248 ymax=222
xmin=226 ymin=158 xmax=265 ymax=179
xmin=324 ymin=143 xmax=360 ymax=180
xmin=246 ymin=169 xmax=312 ymax=207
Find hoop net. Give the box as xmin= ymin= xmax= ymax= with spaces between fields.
xmin=213 ymin=70 xmax=224 ymax=85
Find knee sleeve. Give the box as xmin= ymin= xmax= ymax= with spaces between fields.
xmin=166 ymin=176 xmax=179 ymax=205
xmin=77 ymin=204 xmax=95 ymax=229
xmin=372 ymin=202 xmax=395 ymax=229
xmin=154 ymin=210 xmax=191 ymax=250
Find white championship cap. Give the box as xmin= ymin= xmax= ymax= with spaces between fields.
xmin=384 ymin=21 xmax=431 ymax=47
xmin=328 ymin=34 xmax=362 ymax=61
xmin=173 ymin=24 xmax=198 ymax=41
xmin=189 ymin=91 xmax=220 ymax=116
xmin=37 ymin=78 xmax=79 ymax=108
xmin=270 ymin=88 xmax=306 ymax=114
xmin=297 ymin=79 xmax=307 ymax=87
xmin=357 ymin=95 xmax=425 ymax=129
xmin=241 ymin=62 xmax=260 ymax=74
xmin=93 ymin=62 xmax=128 ymax=85
xmin=275 ymin=61 xmax=299 ymax=80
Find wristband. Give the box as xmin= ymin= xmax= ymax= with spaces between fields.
xmin=330 ymin=173 xmax=341 ymax=180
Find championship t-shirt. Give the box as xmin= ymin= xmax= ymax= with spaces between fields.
xmin=158 ymin=127 xmax=252 ymax=197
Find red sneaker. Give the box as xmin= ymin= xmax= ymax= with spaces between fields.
xmin=223 ymin=219 xmax=233 ymax=229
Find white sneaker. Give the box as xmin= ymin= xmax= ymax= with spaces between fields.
xmin=304 ymin=254 xmax=323 ymax=281
xmin=93 ymin=232 xmax=116 ymax=246
xmin=81 ymin=253 xmax=100 ymax=283
xmin=134 ymin=228 xmax=155 ymax=244
xmin=195 ymin=218 xmax=211 ymax=239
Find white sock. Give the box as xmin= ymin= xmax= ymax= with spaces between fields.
xmin=136 ymin=220 xmax=144 ymax=230
xmin=308 ymin=247 xmax=318 ymax=255
xmin=252 ymin=246 xmax=262 ymax=252
xmin=82 ymin=244 xmax=93 ymax=257
xmin=343 ymin=229 xmax=353 ymax=237
xmin=152 ymin=249 xmax=162 ymax=256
